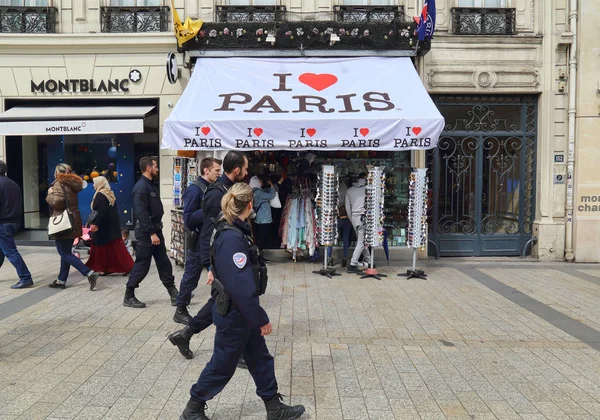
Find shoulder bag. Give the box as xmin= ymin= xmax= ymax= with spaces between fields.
xmin=48 ymin=182 xmax=74 ymax=238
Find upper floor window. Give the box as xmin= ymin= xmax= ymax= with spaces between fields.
xmin=334 ymin=1 xmax=402 ymax=23
xmin=0 ymin=0 xmax=49 ymax=5
xmin=215 ymin=2 xmax=286 ymax=22
xmin=223 ymin=0 xmax=277 ymax=4
xmin=342 ymin=0 xmax=395 ymax=4
xmin=453 ymin=0 xmax=515 ymax=35
xmin=101 ymin=0 xmax=169 ymax=32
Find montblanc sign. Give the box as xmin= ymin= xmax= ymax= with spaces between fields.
xmin=31 ymin=78 xmax=130 ymax=93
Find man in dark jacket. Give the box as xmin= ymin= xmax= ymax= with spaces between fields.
xmin=168 ymin=151 xmax=249 ymax=362
xmin=173 ymin=157 xmax=222 ymax=324
xmin=124 ymin=157 xmax=177 ymax=308
xmin=0 ymin=160 xmax=33 ymax=289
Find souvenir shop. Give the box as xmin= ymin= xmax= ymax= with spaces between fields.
xmin=163 ymin=57 xmax=444 ymax=267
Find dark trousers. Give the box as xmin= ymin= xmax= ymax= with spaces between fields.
xmin=188 ymin=297 xmax=215 ymax=334
xmin=0 ymin=223 xmax=32 ymax=283
xmin=56 ymin=238 xmax=91 ymax=282
xmin=176 ymin=248 xmax=203 ymax=307
xmin=253 ymin=223 xmax=270 ymax=251
xmin=190 ymin=306 xmax=277 ymax=403
xmin=327 ymin=217 xmax=353 ymax=259
xmin=126 ymin=230 xmax=175 ymax=290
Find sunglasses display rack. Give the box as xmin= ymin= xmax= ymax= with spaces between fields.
xmin=313 ymin=165 xmax=341 ymax=278
xmin=358 ymin=166 xmax=388 ymax=280
xmin=399 ymin=168 xmax=428 ymax=280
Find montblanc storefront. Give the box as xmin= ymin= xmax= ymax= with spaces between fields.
xmin=0 ymin=48 xmax=183 ymax=243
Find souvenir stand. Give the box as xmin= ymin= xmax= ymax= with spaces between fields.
xmin=360 ymin=166 xmax=388 ymax=280
xmin=398 ymin=168 xmax=428 ymax=279
xmin=313 ymin=165 xmax=341 ymax=278
xmin=161 ymin=57 xmax=445 ymax=268
xmin=170 ymin=156 xmax=198 ymax=266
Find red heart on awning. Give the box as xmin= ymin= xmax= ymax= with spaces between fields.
xmin=253 ymin=128 xmax=263 ymax=137
xmin=306 ymin=128 xmax=316 ymax=137
xmin=412 ymin=126 xmax=422 ymax=136
xmin=360 ymin=128 xmax=369 ymax=137
xmin=201 ymin=127 xmax=210 ymax=135
xmin=298 ymin=73 xmax=338 ymax=91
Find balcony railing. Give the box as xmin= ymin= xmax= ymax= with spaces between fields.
xmin=0 ymin=7 xmax=57 ymax=33
xmin=334 ymin=5 xmax=404 ymax=23
xmin=451 ymin=7 xmax=516 ymax=35
xmin=101 ymin=6 xmax=170 ymax=33
xmin=215 ymin=5 xmax=286 ymax=23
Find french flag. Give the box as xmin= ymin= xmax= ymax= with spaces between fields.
xmin=414 ymin=0 xmax=436 ymax=41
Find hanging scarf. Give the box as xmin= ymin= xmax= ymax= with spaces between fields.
xmin=91 ymin=176 xmax=116 ymax=209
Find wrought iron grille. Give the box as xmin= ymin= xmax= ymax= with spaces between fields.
xmin=333 ymin=5 xmax=404 ymax=23
xmin=215 ymin=5 xmax=286 ymax=23
xmin=451 ymin=7 xmax=515 ymax=35
xmin=426 ymin=96 xmax=537 ymax=256
xmin=101 ymin=6 xmax=170 ymax=33
xmin=0 ymin=7 xmax=57 ymax=33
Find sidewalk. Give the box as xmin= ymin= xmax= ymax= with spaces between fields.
xmin=0 ymin=247 xmax=599 ymax=419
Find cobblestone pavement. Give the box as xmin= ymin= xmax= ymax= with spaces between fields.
xmin=0 ymin=247 xmax=600 ymax=419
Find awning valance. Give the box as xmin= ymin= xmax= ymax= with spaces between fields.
xmin=162 ymin=57 xmax=444 ymax=151
xmin=0 ymin=105 xmax=155 ymax=136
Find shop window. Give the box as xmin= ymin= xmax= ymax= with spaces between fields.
xmin=452 ymin=0 xmax=515 ymax=35
xmin=63 ymin=136 xmax=119 ymax=184
xmin=216 ymin=3 xmax=286 ymax=23
xmin=101 ymin=0 xmax=169 ymax=33
xmin=0 ymin=0 xmax=57 ymax=33
xmin=334 ymin=2 xmax=403 ymax=23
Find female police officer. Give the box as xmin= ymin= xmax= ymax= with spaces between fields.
xmin=180 ymin=182 xmax=305 ymax=420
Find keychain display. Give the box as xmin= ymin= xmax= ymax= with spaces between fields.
xmin=359 ymin=166 xmax=388 ymax=280
xmin=313 ymin=165 xmax=340 ymax=278
xmin=399 ymin=168 xmax=428 ymax=280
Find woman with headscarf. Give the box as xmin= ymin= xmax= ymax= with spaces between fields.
xmin=85 ymin=176 xmax=134 ymax=278
xmin=46 ymin=163 xmax=99 ymax=290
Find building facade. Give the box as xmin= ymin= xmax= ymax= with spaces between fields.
xmin=0 ymin=0 xmax=597 ymax=262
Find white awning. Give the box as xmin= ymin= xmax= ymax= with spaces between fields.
xmin=162 ymin=57 xmax=444 ymax=151
xmin=0 ymin=105 xmax=155 ymax=136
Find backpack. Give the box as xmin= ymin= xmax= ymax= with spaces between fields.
xmin=201 ymin=179 xmax=228 ymax=214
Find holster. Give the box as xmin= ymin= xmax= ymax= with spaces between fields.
xmin=212 ymin=278 xmax=231 ymax=316
xmin=184 ymin=226 xmax=198 ymax=249
xmin=253 ymin=264 xmax=268 ymax=296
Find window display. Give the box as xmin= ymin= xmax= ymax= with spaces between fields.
xmin=63 ymin=135 xmax=119 ymax=183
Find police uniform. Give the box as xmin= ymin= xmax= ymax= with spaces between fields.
xmin=178 ymin=217 xmax=304 ymax=420
xmin=126 ymin=175 xmax=176 ymax=293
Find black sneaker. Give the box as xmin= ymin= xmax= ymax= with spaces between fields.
xmin=347 ymin=265 xmax=359 ymax=273
xmin=49 ymin=280 xmax=66 ymax=289
xmin=88 ymin=272 xmax=99 ymax=291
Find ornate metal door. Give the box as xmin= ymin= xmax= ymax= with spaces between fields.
xmin=427 ymin=96 xmax=537 ymax=256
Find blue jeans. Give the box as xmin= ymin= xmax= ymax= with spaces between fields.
xmin=0 ymin=223 xmax=32 ymax=283
xmin=328 ymin=218 xmax=353 ymax=259
xmin=55 ymin=238 xmax=91 ymax=282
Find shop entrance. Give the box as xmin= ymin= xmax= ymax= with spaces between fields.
xmin=427 ymin=95 xmax=537 ymax=256
xmin=4 ymin=99 xmax=159 ymax=240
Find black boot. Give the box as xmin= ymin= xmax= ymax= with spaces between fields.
xmin=174 ymin=306 xmax=193 ymax=325
xmin=237 ymin=356 xmax=248 ymax=370
xmin=179 ymin=398 xmax=209 ymax=420
xmin=168 ymin=326 xmax=194 ymax=359
xmin=123 ymin=288 xmax=146 ymax=308
xmin=168 ymin=286 xmax=178 ymax=307
xmin=264 ymin=394 xmax=305 ymax=420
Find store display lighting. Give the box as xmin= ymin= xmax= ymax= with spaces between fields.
xmin=266 ymin=33 xmax=276 ymax=45
xmin=330 ymin=33 xmax=340 ymax=44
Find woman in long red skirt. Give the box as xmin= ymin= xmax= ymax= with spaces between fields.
xmin=86 ymin=176 xmax=134 ymax=278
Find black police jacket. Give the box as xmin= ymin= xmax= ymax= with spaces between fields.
xmin=212 ymin=218 xmax=270 ymax=329
xmin=199 ymin=174 xmax=234 ymax=268
xmin=133 ymin=175 xmax=164 ymax=238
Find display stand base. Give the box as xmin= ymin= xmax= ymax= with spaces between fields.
xmin=360 ymin=268 xmax=387 ymax=280
xmin=313 ymin=268 xmax=341 ymax=278
xmin=398 ymin=269 xmax=427 ymax=280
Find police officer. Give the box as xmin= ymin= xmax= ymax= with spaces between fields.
xmin=169 ymin=151 xmax=249 ymax=367
xmin=179 ymin=183 xmax=305 ymax=420
xmin=173 ymin=157 xmax=222 ymax=324
xmin=124 ymin=157 xmax=177 ymax=308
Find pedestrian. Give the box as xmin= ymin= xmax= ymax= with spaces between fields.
xmin=345 ymin=172 xmax=372 ymax=273
xmin=0 ymin=160 xmax=34 ymax=289
xmin=173 ymin=157 xmax=222 ymax=325
xmin=124 ymin=156 xmax=178 ymax=308
xmin=168 ymin=151 xmax=248 ymax=370
xmin=46 ymin=163 xmax=99 ymax=290
xmin=85 ymin=176 xmax=134 ymax=279
xmin=178 ymin=182 xmax=305 ymax=420
xmin=252 ymin=174 xmax=277 ymax=253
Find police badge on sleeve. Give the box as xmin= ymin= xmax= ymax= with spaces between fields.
xmin=233 ymin=252 xmax=247 ymax=269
